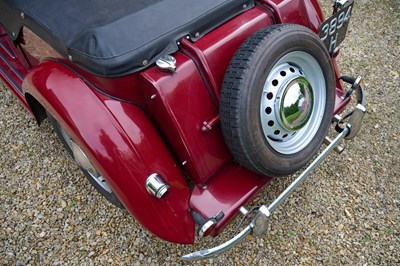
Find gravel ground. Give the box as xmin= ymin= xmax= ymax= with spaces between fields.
xmin=1 ymin=0 xmax=399 ymax=265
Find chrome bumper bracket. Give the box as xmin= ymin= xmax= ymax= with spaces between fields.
xmin=182 ymin=76 xmax=366 ymax=261
xmin=251 ymin=205 xmax=271 ymax=237
xmin=337 ymin=75 xmax=366 ymax=140
xmin=182 ymin=126 xmax=351 ymax=261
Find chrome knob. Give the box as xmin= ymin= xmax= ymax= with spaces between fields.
xmin=156 ymin=55 xmax=177 ymax=72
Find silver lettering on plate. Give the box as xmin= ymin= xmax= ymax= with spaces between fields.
xmin=320 ymin=2 xmax=353 ymax=54
xmin=320 ymin=6 xmax=352 ymax=42
xmin=329 ymin=33 xmax=339 ymax=53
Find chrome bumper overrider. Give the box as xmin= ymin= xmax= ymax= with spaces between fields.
xmin=182 ymin=78 xmax=366 ymax=261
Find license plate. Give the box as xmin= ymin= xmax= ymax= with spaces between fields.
xmin=319 ymin=1 xmax=354 ymax=54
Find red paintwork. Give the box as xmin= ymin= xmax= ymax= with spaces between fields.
xmin=141 ymin=52 xmax=232 ymax=185
xmin=190 ymin=164 xmax=273 ymax=235
xmin=140 ymin=8 xmax=274 ymax=185
xmin=65 ymin=63 xmax=147 ymax=106
xmin=182 ymin=7 xmax=274 ymax=99
xmin=0 ymin=0 xmax=353 ymax=243
xmin=22 ymin=60 xmax=194 ymax=244
xmin=258 ymin=0 xmax=325 ymax=33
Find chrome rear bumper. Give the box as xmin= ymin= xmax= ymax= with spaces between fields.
xmin=182 ymin=77 xmax=366 ymax=261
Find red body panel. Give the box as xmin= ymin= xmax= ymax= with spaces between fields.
xmin=0 ymin=0 xmax=352 ymax=243
xmin=258 ymin=0 xmax=325 ymax=33
xmin=141 ymin=53 xmax=232 ymax=185
xmin=69 ymin=65 xmax=147 ymax=106
xmin=141 ymin=7 xmax=274 ymax=185
xmin=181 ymin=7 xmax=274 ymax=100
xmin=190 ymin=164 xmax=273 ymax=235
xmin=22 ymin=60 xmax=194 ymax=244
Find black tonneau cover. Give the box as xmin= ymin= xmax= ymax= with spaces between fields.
xmin=0 ymin=0 xmax=254 ymax=76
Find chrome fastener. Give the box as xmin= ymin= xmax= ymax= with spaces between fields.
xmin=146 ymin=174 xmax=170 ymax=199
xmin=156 ymin=55 xmax=177 ymax=73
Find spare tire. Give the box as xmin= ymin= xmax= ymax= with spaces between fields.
xmin=220 ymin=24 xmax=335 ymax=177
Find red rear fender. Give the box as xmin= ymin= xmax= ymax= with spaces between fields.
xmin=22 ymin=60 xmax=195 ymax=244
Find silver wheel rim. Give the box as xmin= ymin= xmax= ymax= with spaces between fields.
xmin=58 ymin=125 xmax=113 ymax=194
xmin=260 ymin=51 xmax=326 ymax=155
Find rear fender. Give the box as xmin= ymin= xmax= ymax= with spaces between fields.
xmin=22 ymin=60 xmax=194 ymax=244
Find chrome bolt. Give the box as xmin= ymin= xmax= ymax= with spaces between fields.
xmin=239 ymin=207 xmax=249 ymax=216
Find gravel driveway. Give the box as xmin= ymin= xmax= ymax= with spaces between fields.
xmin=1 ymin=0 xmax=399 ymax=265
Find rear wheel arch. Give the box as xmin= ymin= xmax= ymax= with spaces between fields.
xmin=21 ymin=60 xmax=195 ymax=243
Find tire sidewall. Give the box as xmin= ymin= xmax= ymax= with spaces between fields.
xmin=47 ymin=113 xmax=124 ymax=208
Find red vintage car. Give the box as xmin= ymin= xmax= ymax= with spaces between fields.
xmin=0 ymin=0 xmax=365 ymax=260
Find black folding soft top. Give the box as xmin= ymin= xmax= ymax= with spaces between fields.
xmin=0 ymin=0 xmax=254 ymax=77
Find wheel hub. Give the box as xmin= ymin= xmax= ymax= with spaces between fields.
xmin=68 ymin=139 xmax=98 ymax=176
xmin=261 ymin=63 xmax=311 ymax=143
xmin=260 ymin=51 xmax=326 ymax=155
xmin=278 ymin=77 xmax=313 ymax=131
xmin=58 ymin=126 xmax=113 ymax=194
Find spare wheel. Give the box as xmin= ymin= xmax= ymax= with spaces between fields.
xmin=220 ymin=24 xmax=335 ymax=177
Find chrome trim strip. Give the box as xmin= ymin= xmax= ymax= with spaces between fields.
xmin=0 ymin=39 xmax=16 ymax=59
xmin=0 ymin=52 xmax=23 ymax=81
xmin=0 ymin=64 xmax=22 ymax=93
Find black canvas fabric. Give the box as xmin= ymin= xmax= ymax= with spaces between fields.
xmin=0 ymin=0 xmax=254 ymax=76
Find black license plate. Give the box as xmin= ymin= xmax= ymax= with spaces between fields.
xmin=319 ymin=1 xmax=354 ymax=54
